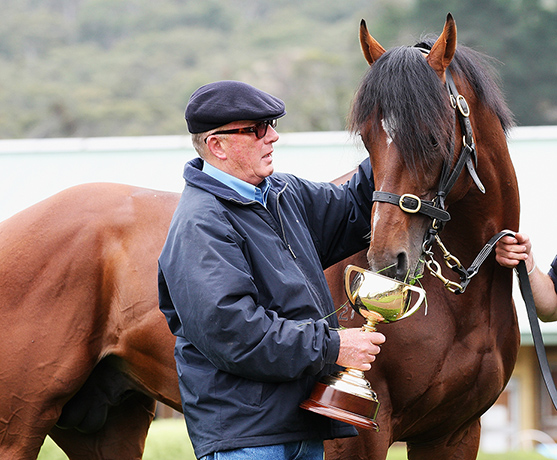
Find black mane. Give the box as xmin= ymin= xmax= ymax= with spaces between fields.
xmin=349 ymin=38 xmax=514 ymax=170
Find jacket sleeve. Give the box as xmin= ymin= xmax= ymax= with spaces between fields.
xmin=282 ymin=157 xmax=374 ymax=269
xmin=158 ymin=199 xmax=340 ymax=383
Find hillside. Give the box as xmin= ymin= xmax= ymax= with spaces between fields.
xmin=1 ymin=0 xmax=556 ymax=138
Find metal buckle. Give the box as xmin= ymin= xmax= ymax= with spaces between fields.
xmin=456 ymin=95 xmax=470 ymax=117
xmin=399 ymin=194 xmax=422 ymax=214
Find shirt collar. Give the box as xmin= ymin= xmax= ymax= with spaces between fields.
xmin=202 ymin=160 xmax=270 ymax=206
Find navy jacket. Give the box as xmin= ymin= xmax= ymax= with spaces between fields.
xmin=158 ymin=157 xmax=373 ymax=458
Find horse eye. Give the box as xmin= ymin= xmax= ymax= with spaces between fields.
xmin=429 ymin=136 xmax=440 ymax=149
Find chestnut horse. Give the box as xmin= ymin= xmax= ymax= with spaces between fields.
xmin=0 ymin=183 xmax=183 ymax=459
xmin=325 ymin=14 xmax=519 ymax=460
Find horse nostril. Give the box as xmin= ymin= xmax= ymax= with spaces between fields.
xmin=396 ymin=252 xmax=409 ymax=281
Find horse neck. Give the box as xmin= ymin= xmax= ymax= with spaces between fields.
xmin=444 ymin=111 xmax=519 ymax=267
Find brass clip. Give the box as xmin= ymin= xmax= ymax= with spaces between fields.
xmin=434 ymin=235 xmax=464 ymax=271
xmin=425 ymin=258 xmax=463 ymax=293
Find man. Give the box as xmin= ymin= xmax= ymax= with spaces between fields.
xmin=496 ymin=233 xmax=557 ymax=322
xmin=158 ymin=80 xmax=385 ymax=460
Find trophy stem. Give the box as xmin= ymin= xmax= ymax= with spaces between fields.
xmin=361 ymin=312 xmax=383 ymax=333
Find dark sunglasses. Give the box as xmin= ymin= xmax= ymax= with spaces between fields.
xmin=204 ymin=119 xmax=277 ymax=143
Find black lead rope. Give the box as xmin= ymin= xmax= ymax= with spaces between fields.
xmin=516 ymin=259 xmax=557 ymax=410
xmin=454 ymin=231 xmax=515 ymax=293
xmin=475 ymin=230 xmax=557 ymax=409
xmin=430 ymin=228 xmax=557 ymax=409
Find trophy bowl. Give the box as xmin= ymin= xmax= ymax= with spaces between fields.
xmin=345 ymin=265 xmax=425 ymax=325
xmin=300 ymin=265 xmax=426 ymax=430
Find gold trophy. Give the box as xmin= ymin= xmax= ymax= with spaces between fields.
xmin=300 ymin=265 xmax=426 ymax=430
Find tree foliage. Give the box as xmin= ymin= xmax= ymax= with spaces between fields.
xmin=0 ymin=0 xmax=555 ymax=138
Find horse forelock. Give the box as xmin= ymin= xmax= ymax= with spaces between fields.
xmin=350 ymin=46 xmax=453 ymax=172
xmin=349 ymin=40 xmax=514 ymax=172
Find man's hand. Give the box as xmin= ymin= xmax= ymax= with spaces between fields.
xmin=495 ymin=232 xmax=533 ymax=271
xmin=336 ymin=328 xmax=386 ymax=371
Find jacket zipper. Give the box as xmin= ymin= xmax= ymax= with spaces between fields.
xmin=276 ymin=184 xmax=297 ymax=259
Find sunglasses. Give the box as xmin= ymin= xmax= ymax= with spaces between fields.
xmin=204 ymin=119 xmax=277 ymax=143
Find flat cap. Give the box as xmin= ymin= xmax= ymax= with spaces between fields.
xmin=185 ymin=80 xmax=286 ymax=134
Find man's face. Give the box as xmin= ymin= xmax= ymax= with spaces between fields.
xmin=212 ymin=120 xmax=279 ymax=185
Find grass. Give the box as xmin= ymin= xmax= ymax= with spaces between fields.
xmin=38 ymin=419 xmax=549 ymax=459
xmin=385 ymin=445 xmax=549 ymax=460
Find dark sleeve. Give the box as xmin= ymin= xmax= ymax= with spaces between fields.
xmin=549 ymin=254 xmax=557 ymax=295
xmin=285 ymin=157 xmax=374 ymax=268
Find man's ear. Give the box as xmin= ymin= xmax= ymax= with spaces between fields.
xmin=206 ymin=136 xmax=227 ymax=160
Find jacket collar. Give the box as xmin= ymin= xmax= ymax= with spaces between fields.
xmin=184 ymin=158 xmax=285 ymax=204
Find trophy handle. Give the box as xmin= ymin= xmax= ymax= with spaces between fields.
xmin=399 ymin=284 xmax=425 ymax=320
xmin=344 ymin=264 xmax=361 ymax=306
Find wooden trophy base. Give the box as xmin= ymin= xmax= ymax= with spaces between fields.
xmin=300 ymin=380 xmax=380 ymax=431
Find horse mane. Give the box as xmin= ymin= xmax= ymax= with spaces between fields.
xmin=349 ymin=37 xmax=515 ymax=170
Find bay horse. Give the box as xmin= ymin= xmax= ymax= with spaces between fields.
xmin=324 ymin=13 xmax=519 ymax=460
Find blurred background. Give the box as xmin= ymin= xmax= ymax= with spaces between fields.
xmin=2 ymin=0 xmax=557 ymax=457
xmin=1 ymin=0 xmax=556 ymax=138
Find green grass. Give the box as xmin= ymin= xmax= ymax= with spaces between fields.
xmin=38 ymin=419 xmax=549 ymax=459
xmin=385 ymin=445 xmax=549 ymax=460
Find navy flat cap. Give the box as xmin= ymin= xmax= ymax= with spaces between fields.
xmin=185 ymin=80 xmax=286 ymax=134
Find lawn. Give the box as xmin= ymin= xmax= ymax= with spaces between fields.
xmin=38 ymin=419 xmax=549 ymax=459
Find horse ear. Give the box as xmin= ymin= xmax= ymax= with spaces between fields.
xmin=426 ymin=13 xmax=457 ymax=79
xmin=359 ymin=19 xmax=386 ymax=65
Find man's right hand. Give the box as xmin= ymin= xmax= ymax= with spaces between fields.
xmin=336 ymin=328 xmax=386 ymax=371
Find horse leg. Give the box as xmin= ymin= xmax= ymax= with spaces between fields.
xmin=49 ymin=391 xmax=156 ymax=460
xmin=48 ymin=356 xmax=157 ymax=459
xmin=406 ymin=419 xmax=481 ymax=460
xmin=325 ymin=428 xmax=391 ymax=460
xmin=0 ymin=345 xmax=96 ymax=459
xmin=0 ymin=409 xmax=54 ymax=460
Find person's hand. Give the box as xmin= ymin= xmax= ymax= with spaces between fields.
xmin=336 ymin=328 xmax=385 ymax=371
xmin=495 ymin=232 xmax=533 ymax=271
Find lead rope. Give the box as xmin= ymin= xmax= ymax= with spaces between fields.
xmin=425 ymin=227 xmax=557 ymax=409
xmin=516 ymin=258 xmax=557 ymax=410
xmin=429 ymin=228 xmax=557 ymax=409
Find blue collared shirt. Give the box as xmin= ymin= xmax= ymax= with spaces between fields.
xmin=202 ymin=161 xmax=270 ymax=206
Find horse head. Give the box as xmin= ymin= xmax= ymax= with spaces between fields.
xmin=350 ymin=13 xmax=516 ymax=284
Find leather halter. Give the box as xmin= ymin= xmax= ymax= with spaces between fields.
xmin=372 ymin=65 xmax=486 ymax=293
xmin=421 ymin=70 xmax=487 ymax=293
